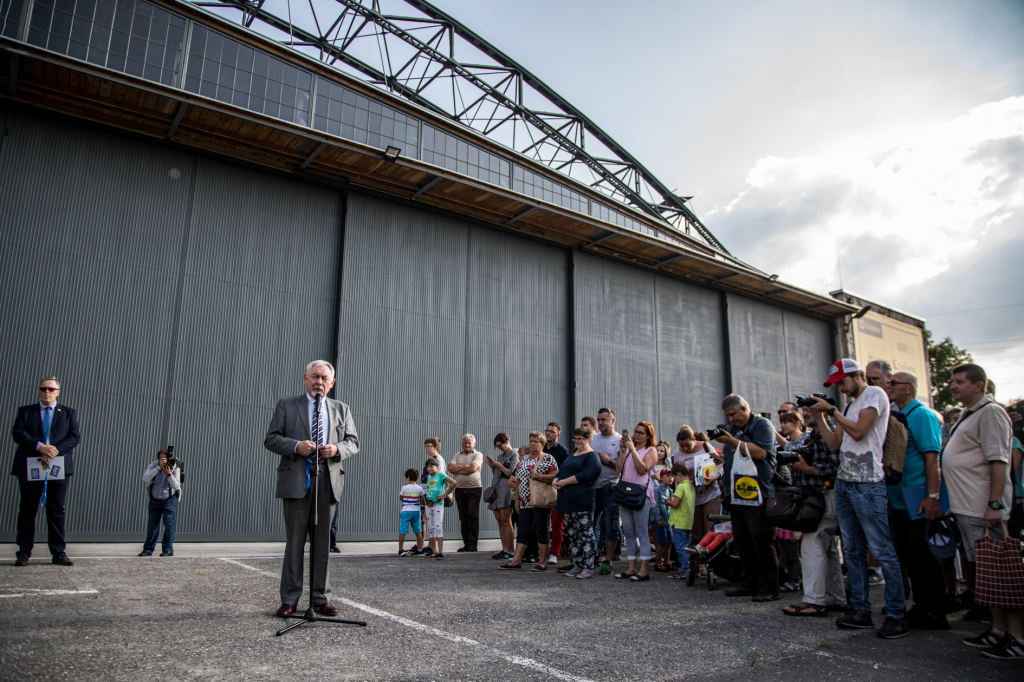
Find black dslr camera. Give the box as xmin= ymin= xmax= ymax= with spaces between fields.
xmin=705 ymin=424 xmax=731 ymax=440
xmin=794 ymin=393 xmax=836 ymax=408
xmin=165 ymin=445 xmax=177 ymax=469
xmin=777 ymin=444 xmax=813 ymax=466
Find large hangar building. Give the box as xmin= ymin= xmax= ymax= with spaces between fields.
xmin=0 ymin=0 xmax=856 ymax=542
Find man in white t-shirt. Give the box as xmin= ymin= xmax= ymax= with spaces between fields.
xmin=810 ymin=359 xmax=907 ymax=640
xmin=591 ymin=408 xmax=622 ymax=574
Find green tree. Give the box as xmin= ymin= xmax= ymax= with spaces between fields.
xmin=927 ymin=329 xmax=972 ymax=412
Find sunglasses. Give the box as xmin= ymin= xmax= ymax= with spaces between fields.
xmin=888 ymin=380 xmax=913 ymax=387
xmin=39 ymin=387 xmax=59 ymax=392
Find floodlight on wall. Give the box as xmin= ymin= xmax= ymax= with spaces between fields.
xmin=768 ymin=274 xmax=779 ymax=282
xmin=383 ymin=146 xmax=402 ymax=162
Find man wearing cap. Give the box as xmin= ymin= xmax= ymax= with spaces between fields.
xmin=810 ymin=359 xmax=907 ymax=639
xmin=943 ymin=363 xmax=1021 ymax=659
xmin=886 ymin=370 xmax=949 ymax=631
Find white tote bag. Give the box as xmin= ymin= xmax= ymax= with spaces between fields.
xmin=730 ymin=442 xmax=762 ymax=507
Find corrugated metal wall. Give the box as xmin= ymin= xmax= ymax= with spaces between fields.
xmin=1 ymin=106 xmax=839 ymax=543
xmin=0 ymin=107 xmax=342 ymax=541
xmin=333 ymin=194 xmax=570 ymax=540
xmin=726 ymin=293 xmax=836 ymax=416
xmin=573 ymin=251 xmax=728 ymax=443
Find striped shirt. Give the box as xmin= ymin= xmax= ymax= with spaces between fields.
xmin=400 ymin=483 xmax=424 ymax=510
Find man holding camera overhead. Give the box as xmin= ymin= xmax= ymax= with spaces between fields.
xmin=713 ymin=394 xmax=779 ymax=602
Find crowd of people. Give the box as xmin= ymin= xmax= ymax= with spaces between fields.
xmin=395 ymin=358 xmax=1024 ymax=661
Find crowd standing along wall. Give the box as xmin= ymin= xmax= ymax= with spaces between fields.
xmin=0 ymin=109 xmax=836 ymax=542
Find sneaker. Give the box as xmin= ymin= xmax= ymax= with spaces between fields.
xmin=836 ymin=610 xmax=874 ymax=630
xmin=576 ymin=569 xmax=595 ymax=579
xmin=877 ymin=617 xmax=909 ymax=639
xmin=399 ymin=549 xmax=416 ymax=557
xmin=962 ymin=605 xmax=992 ymax=623
xmin=963 ymin=629 xmax=1003 ymax=648
xmin=557 ymin=561 xmax=575 ymax=573
xmin=565 ymin=567 xmax=582 ymax=577
xmin=980 ymin=634 xmax=1024 ymax=660
xmin=599 ymin=562 xmax=613 ymax=575
xmin=137 ymin=551 xmax=152 ymax=557
xmin=868 ymin=573 xmax=885 ymax=586
xmin=421 ymin=547 xmax=434 ymax=557
xmin=160 ymin=551 xmax=173 ymax=557
xmin=547 ymin=554 xmax=557 ymax=564
xmin=523 ymin=555 xmax=539 ymax=564
xmin=492 ymin=550 xmax=509 ymax=560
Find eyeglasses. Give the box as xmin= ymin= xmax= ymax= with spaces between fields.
xmin=38 ymin=387 xmax=59 ymax=392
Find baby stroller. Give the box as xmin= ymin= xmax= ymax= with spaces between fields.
xmin=685 ymin=514 xmax=744 ymax=590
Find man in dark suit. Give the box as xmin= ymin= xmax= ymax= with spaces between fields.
xmin=264 ymin=360 xmax=359 ymax=618
xmin=10 ymin=376 xmax=81 ymax=566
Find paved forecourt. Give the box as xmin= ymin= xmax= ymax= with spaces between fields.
xmin=0 ymin=543 xmax=1008 ymax=681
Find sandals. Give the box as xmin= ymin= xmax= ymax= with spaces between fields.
xmin=782 ymin=603 xmax=827 ymax=617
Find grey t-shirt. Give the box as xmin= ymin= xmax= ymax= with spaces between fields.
xmin=592 ymin=431 xmax=622 ymax=488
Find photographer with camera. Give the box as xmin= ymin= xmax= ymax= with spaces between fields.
xmin=713 ymin=394 xmax=779 ymax=602
xmin=781 ymin=407 xmax=844 ymax=617
xmin=809 ymin=359 xmax=907 ymax=639
xmin=138 ymin=448 xmax=182 ymax=557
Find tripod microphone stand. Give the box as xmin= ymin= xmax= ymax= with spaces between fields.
xmin=277 ymin=392 xmax=366 ymax=636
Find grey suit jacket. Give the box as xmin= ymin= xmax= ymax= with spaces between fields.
xmin=263 ymin=394 xmax=359 ymax=502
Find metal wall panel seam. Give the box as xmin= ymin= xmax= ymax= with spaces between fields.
xmin=161 ymin=156 xmax=198 ymax=446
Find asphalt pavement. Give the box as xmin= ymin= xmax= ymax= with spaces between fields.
xmin=0 ymin=543 xmax=1011 ymax=681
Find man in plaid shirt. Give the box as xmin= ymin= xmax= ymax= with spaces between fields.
xmin=782 ymin=408 xmax=843 ymax=617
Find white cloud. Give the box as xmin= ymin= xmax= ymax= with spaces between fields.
xmin=705 ymin=95 xmax=1024 ymax=397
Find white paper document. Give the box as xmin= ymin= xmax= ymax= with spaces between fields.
xmin=27 ymin=456 xmax=66 ymax=481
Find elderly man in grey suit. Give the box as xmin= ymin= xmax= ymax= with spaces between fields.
xmin=264 ymin=360 xmax=359 ymax=618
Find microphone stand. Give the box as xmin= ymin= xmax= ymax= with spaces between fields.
xmin=277 ymin=392 xmax=366 ymax=635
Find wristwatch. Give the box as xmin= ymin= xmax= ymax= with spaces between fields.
xmin=927 ymin=492 xmax=941 ymax=501
xmin=828 ymin=406 xmax=837 ymax=416
xmin=988 ymin=500 xmax=1005 ymax=511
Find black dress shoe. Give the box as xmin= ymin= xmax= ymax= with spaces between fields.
xmin=330 ymin=546 xmax=341 ymax=553
xmin=160 ymin=551 xmax=173 ymax=557
xmin=752 ymin=592 xmax=781 ymax=602
xmin=14 ymin=556 xmax=29 ymax=566
xmin=138 ymin=551 xmax=152 ymax=557
xmin=52 ymin=555 xmax=74 ymax=566
xmin=725 ymin=587 xmax=755 ymax=597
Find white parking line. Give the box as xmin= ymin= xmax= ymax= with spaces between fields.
xmin=0 ymin=589 xmax=99 ymax=598
xmin=219 ymin=558 xmax=596 ymax=682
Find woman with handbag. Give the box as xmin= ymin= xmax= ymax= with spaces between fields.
xmin=614 ymin=421 xmax=659 ymax=581
xmin=498 ymin=431 xmax=559 ymax=572
xmin=486 ymin=432 xmax=519 ymax=560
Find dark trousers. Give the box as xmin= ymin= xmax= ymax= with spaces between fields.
xmin=281 ymin=464 xmax=335 ymax=606
xmin=890 ymin=507 xmax=947 ymax=618
xmin=16 ymin=477 xmax=69 ymax=558
xmin=731 ymin=502 xmax=779 ymax=595
xmin=143 ymin=496 xmax=178 ymax=554
xmin=330 ymin=498 xmax=341 ymax=548
xmin=454 ymin=487 xmax=482 ymax=550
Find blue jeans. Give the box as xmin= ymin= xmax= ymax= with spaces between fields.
xmin=672 ymin=528 xmax=692 ymax=574
xmin=143 ymin=496 xmax=178 ymax=554
xmin=593 ymin=486 xmax=621 ymax=557
xmin=835 ymin=480 xmax=906 ymax=618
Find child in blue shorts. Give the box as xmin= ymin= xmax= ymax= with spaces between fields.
xmin=399 ymin=468 xmax=425 ymax=556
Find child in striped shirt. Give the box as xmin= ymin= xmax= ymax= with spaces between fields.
xmin=398 ymin=468 xmax=426 ymax=556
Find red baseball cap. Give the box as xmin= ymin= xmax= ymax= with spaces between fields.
xmin=824 ymin=359 xmax=862 ymax=387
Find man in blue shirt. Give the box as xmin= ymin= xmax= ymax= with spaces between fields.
xmin=887 ymin=370 xmax=949 ymax=630
xmin=714 ymin=393 xmax=779 ymax=602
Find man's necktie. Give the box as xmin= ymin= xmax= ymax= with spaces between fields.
xmin=41 ymin=407 xmax=52 ymax=506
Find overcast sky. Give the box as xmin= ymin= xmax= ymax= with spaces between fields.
xmin=428 ymin=0 xmax=1024 ymax=400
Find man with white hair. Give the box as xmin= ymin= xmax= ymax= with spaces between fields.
xmin=886 ymin=370 xmax=949 ymax=631
xmin=449 ymin=433 xmax=484 ymax=552
xmin=264 ymin=360 xmax=359 ymax=618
